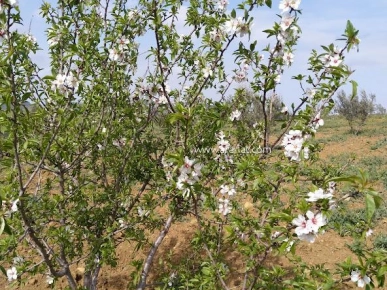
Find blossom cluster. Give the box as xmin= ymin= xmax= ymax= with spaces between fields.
xmin=108 ymin=36 xmax=139 ymax=63
xmin=138 ymin=82 xmax=171 ymax=105
xmin=109 ymin=36 xmax=129 ymax=62
xmin=218 ymin=184 xmax=236 ymax=216
xmin=292 ymin=182 xmax=337 ymax=244
xmin=112 ymin=137 xmax=127 ymax=149
xmin=6 ymin=265 xmax=53 ymax=285
xmin=277 ymin=1 xmax=301 ymax=66
xmin=162 ymin=157 xmax=174 ymax=182
xmin=321 ymin=46 xmax=343 ymax=68
xmin=176 ymin=156 xmax=203 ymax=198
xmin=292 ymin=210 xmax=326 ymax=243
xmin=224 ymin=17 xmax=251 ymax=38
xmin=25 ymin=34 xmax=37 ymax=45
xmin=234 ymin=61 xmax=250 ymax=83
xmin=51 ymin=72 xmax=79 ymax=94
xmin=215 ymin=131 xmax=233 ymax=164
xmin=281 ymin=130 xmax=310 ymax=162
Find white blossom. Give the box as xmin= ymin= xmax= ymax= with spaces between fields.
xmin=306 ymin=211 xmax=327 ymax=233
xmin=292 ymin=210 xmax=326 ymax=243
xmin=329 ymin=54 xmax=343 ymax=67
xmin=292 ymin=214 xmax=310 ymax=236
xmin=224 ymin=18 xmax=240 ymax=34
xmin=137 ymin=207 xmax=150 ymax=218
xmin=305 ymin=188 xmax=333 ymax=202
xmin=305 ymin=88 xmax=316 ymax=99
xmin=303 ymin=147 xmax=310 ymax=160
xmin=279 ymin=0 xmax=301 ymax=13
xmin=11 ymin=199 xmax=19 ymax=212
xmin=229 ymin=109 xmax=241 ymax=121
xmin=217 ymin=0 xmax=229 ymax=10
xmin=220 ymin=184 xmax=236 ymax=196
xmin=218 ymin=198 xmax=232 ymax=215
xmin=351 ymin=269 xmax=371 ymax=288
xmin=112 ymin=138 xmax=127 ymax=148
xmin=117 ymin=36 xmax=130 ymax=51
xmin=109 ymin=48 xmax=124 ymax=62
xmin=7 ymin=267 xmax=17 ymax=281
xmin=275 ymin=74 xmax=281 ymax=84
xmin=9 ymin=0 xmax=19 ymax=7
xmin=209 ymin=29 xmax=224 ymax=42
xmin=280 ymin=14 xmax=295 ymax=31
xmin=283 ymin=51 xmax=294 ymax=66
xmin=176 ymin=157 xmax=203 ymax=198
xmin=311 ymin=112 xmax=324 ymax=131
xmin=202 ymin=66 xmax=213 ymax=78
xmin=26 ymin=34 xmax=37 ymax=44
xmin=52 ymin=72 xmax=79 ymax=93
xmin=46 ymin=275 xmax=54 ymax=285
xmin=48 ymin=34 xmax=61 ymax=47
xmin=217 ymin=137 xmax=230 ymax=153
xmin=234 ymin=70 xmax=247 ymax=82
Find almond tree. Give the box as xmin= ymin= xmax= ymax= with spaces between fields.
xmin=0 ymin=0 xmax=384 ymax=289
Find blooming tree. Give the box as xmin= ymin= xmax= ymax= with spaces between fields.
xmin=0 ymin=0 xmax=384 ymax=289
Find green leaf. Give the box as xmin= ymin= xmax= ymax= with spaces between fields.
xmin=265 ymin=0 xmax=272 ymax=8
xmin=345 ymin=20 xmax=355 ymax=36
xmin=201 ymin=266 xmax=211 ymax=276
xmin=366 ymin=190 xmax=383 ymax=209
xmin=292 ymin=74 xmax=305 ymax=81
xmin=350 ymin=80 xmax=358 ymax=99
xmin=3 ymin=221 xmax=11 ymax=235
xmin=365 ymin=193 xmax=376 ymax=223
xmin=328 ymin=175 xmax=361 ymax=184
xmin=231 ymin=9 xmax=236 ymax=18
xmin=377 ymin=265 xmax=387 ymax=277
xmin=166 ymin=112 xmax=185 ymax=124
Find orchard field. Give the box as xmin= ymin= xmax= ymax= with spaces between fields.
xmin=2 ymin=115 xmax=387 ymax=290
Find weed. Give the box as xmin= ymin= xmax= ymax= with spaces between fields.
xmin=329 ymin=206 xmax=387 ymax=237
xmin=373 ymin=234 xmax=387 ymax=250
xmin=347 ymin=239 xmax=364 ymax=256
xmin=370 ymin=137 xmax=387 ymax=150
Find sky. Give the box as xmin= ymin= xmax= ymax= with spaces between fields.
xmin=17 ymin=0 xmax=387 ymax=107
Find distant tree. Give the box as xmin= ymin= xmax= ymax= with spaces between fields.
xmin=231 ymin=86 xmax=286 ymax=127
xmin=335 ymin=90 xmax=375 ymax=134
xmin=374 ymin=103 xmax=387 ymax=115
